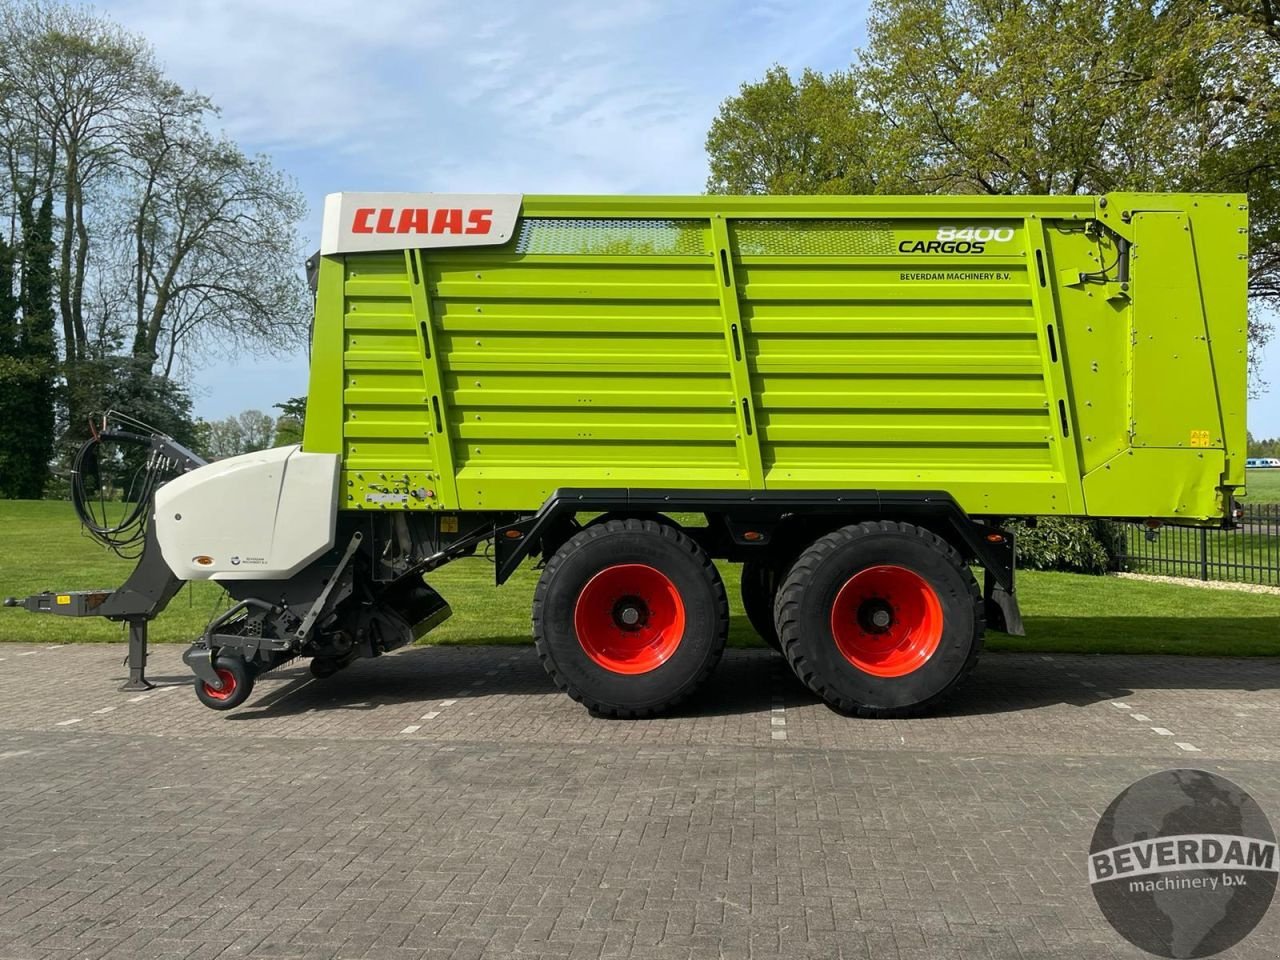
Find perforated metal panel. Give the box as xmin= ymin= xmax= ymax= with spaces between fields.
xmin=733 ymin=219 xmax=894 ymax=256
xmin=513 ymin=218 xmax=706 ymax=256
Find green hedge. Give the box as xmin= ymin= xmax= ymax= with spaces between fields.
xmin=1004 ymin=517 xmax=1123 ymax=574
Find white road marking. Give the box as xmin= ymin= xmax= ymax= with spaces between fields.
xmin=1040 ymin=655 xmax=1054 ymax=661
xmin=1112 ymin=702 xmax=1131 ymax=710
xmin=769 ymin=693 xmax=787 ymax=742
xmin=439 ymin=699 xmax=457 ymax=707
xmin=45 ymin=645 xmax=63 ymax=650
xmin=1132 ymin=714 xmax=1151 ymax=722
xmin=420 ymin=711 xmax=440 ymax=721
xmin=1176 ymin=743 xmax=1202 ymax=752
xmin=18 ymin=651 xmax=37 ymax=657
xmin=0 ymin=749 xmax=33 ymax=760
xmin=127 ymin=695 xmax=150 ymax=703
xmin=1151 ymin=727 xmax=1173 ymax=736
xmin=92 ymin=707 xmax=115 ymax=715
xmin=400 ymin=725 xmax=421 ymax=734
xmin=55 ymin=718 xmax=82 ymax=726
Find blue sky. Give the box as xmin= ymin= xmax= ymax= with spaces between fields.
xmin=101 ymin=0 xmax=1280 ymax=436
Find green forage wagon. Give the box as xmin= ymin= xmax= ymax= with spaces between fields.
xmin=7 ymin=192 xmax=1249 ymax=718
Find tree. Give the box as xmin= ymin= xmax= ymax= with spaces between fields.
xmin=0 ymin=232 xmax=15 ymax=353
xmin=0 ymin=0 xmax=310 ymax=497
xmin=0 ymin=1 xmax=310 ymax=375
xmin=0 ymin=187 xmax=56 ymax=498
xmin=705 ymin=0 xmax=1280 ymax=370
xmin=121 ymin=106 xmax=309 ymax=375
xmin=0 ymin=230 xmax=19 ymax=493
xmin=59 ymin=355 xmax=198 ymax=448
xmin=193 ymin=408 xmax=277 ymax=461
xmin=272 ymin=396 xmax=306 ymax=446
xmin=705 ymin=66 xmax=888 ymax=195
xmin=0 ymin=0 xmax=163 ymax=364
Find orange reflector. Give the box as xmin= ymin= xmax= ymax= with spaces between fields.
xmin=503 ymin=529 xmax=523 ymax=539
xmin=743 ymin=530 xmax=763 ymax=541
xmin=985 ymin=533 xmax=1004 ymax=543
xmin=193 ymin=555 xmax=214 ymax=566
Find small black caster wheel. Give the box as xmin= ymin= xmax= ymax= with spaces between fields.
xmin=309 ymin=657 xmax=339 ymax=679
xmin=194 ymin=656 xmax=255 ymax=710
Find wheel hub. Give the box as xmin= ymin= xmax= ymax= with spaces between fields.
xmin=613 ymin=596 xmax=649 ymax=630
xmin=857 ymin=598 xmax=894 ymax=634
xmin=830 ymin=565 xmax=943 ymax=677
xmin=202 ymin=666 xmax=237 ymax=700
xmin=574 ymin=564 xmax=686 ymax=675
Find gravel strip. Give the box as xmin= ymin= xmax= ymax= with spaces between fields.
xmin=1113 ymin=571 xmax=1280 ymax=595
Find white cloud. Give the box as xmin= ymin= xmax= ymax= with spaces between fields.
xmin=107 ymin=1 xmax=454 ymax=151
xmin=96 ymin=0 xmax=873 ymax=418
xmin=103 ymin=1 xmax=869 ymax=194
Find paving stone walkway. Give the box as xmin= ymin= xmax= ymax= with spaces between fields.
xmin=1 ymin=642 xmax=1277 ymax=959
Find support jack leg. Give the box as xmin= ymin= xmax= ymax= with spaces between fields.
xmin=120 ymin=619 xmax=154 ymax=691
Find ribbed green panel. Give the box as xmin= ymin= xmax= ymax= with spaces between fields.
xmin=301 ymin=193 xmax=1247 ymax=522
xmin=734 ymin=218 xmax=1068 ymax=514
xmin=340 ymin=254 xmax=434 ymax=475
xmin=425 ymin=255 xmax=743 ymax=509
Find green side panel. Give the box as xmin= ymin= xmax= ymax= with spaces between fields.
xmin=1041 ymin=219 xmax=1132 ymax=474
xmin=301 ymin=256 xmax=346 ymax=455
xmin=736 ymin=217 xmax=1072 ymax=515
xmin=1079 ymin=193 xmax=1249 ymax=519
xmin=1130 ymin=212 xmax=1221 ymax=449
xmin=301 ymin=193 xmax=1248 ymax=522
xmin=317 ymin=253 xmax=439 ymax=510
xmin=1079 ymin=447 xmax=1227 ymax=520
xmin=428 ymin=228 xmax=744 ymax=510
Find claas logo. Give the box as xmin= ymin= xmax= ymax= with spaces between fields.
xmin=351 ymin=207 xmax=493 ymax=236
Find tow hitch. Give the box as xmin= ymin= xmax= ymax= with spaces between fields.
xmin=2 ymin=416 xmax=204 ymax=689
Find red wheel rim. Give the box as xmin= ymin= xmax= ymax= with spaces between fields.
xmin=830 ymin=565 xmax=943 ymax=677
xmin=201 ymin=667 xmax=237 ymax=701
xmin=574 ymin=563 xmax=686 ymax=675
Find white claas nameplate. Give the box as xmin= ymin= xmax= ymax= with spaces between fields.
xmin=320 ymin=192 xmax=523 ymax=255
xmin=154 ymin=445 xmax=340 ymax=580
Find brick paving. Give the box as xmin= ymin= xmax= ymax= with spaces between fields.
xmin=0 ymin=642 xmax=1278 ymax=959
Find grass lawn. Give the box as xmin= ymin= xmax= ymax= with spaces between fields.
xmin=1241 ymin=467 xmax=1280 ymax=504
xmin=2 ymin=499 xmax=1277 ymax=656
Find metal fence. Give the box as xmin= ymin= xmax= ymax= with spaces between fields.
xmin=1109 ymin=502 xmax=1280 ymax=585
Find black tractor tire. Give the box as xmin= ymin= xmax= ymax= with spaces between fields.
xmin=585 ymin=511 xmax=678 ymax=529
xmin=532 ymin=518 xmax=728 ymax=718
xmin=775 ymin=521 xmax=983 ymax=717
xmin=739 ymin=560 xmax=782 ymax=651
xmin=194 ymin=655 xmax=256 ymax=711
